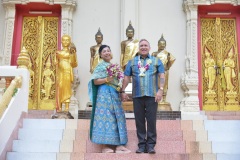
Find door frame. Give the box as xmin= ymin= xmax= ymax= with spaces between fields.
xmin=11 ymin=3 xmax=61 ymax=66
xmin=198 ymin=4 xmax=240 ymax=110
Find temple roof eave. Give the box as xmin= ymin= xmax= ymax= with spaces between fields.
xmin=184 ymin=0 xmax=240 ymax=6
xmin=1 ymin=0 xmax=77 ymax=7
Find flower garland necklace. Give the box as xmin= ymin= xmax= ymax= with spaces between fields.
xmin=138 ymin=57 xmax=152 ymax=76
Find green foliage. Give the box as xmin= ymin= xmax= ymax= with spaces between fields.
xmin=3 ymin=88 xmax=18 ymax=97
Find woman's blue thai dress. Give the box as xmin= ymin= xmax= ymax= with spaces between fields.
xmin=88 ymin=61 xmax=128 ymax=145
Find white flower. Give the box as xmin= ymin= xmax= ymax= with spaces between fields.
xmin=147 ymin=59 xmax=152 ymax=64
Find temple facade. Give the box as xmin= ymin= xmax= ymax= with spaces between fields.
xmin=0 ymin=0 xmax=239 ymax=112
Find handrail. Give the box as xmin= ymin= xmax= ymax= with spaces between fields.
xmin=0 ymin=76 xmax=22 ymax=118
xmin=0 ymin=66 xmax=29 ymax=157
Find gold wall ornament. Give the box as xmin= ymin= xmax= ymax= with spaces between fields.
xmin=120 ymin=21 xmax=139 ymax=70
xmin=152 ymin=34 xmax=176 ymax=111
xmin=21 ymin=16 xmax=58 ymax=110
xmin=90 ymin=28 xmax=103 ymax=73
xmin=42 ymin=57 xmax=55 ymax=100
xmin=17 ymin=46 xmax=30 ymax=69
xmin=201 ymin=18 xmax=240 ymax=111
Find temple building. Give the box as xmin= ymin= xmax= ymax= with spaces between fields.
xmin=0 ymin=0 xmax=240 ymax=159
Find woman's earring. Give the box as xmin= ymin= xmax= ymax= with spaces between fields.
xmin=110 ymin=54 xmax=113 ymax=59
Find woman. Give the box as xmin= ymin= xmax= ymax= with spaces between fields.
xmin=88 ymin=45 xmax=131 ymax=153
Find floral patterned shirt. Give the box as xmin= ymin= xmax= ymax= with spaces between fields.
xmin=124 ymin=54 xmax=164 ymax=98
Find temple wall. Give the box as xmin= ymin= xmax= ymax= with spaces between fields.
xmin=0 ymin=0 xmax=186 ymax=111
xmin=74 ymin=0 xmax=186 ymax=110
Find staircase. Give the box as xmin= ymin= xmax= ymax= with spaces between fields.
xmin=5 ymin=112 xmax=240 ymax=160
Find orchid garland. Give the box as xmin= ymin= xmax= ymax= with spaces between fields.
xmin=138 ymin=58 xmax=152 ymax=76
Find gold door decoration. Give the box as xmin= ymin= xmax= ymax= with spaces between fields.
xmin=21 ymin=16 xmax=58 ymax=110
xmin=201 ymin=18 xmax=240 ymax=111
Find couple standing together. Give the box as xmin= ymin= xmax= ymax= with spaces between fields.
xmin=88 ymin=39 xmax=165 ymax=154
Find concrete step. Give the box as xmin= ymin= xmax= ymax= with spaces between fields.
xmin=204 ymin=111 xmax=240 ymax=120
xmin=26 ymin=110 xmax=55 ymax=119
xmin=208 ymin=130 xmax=240 ymax=142
xmin=23 ymin=119 xmax=65 ymax=129
xmin=217 ymin=154 xmax=240 ymax=160
xmin=12 ymin=140 xmax=60 ymax=152
xmin=83 ymin=153 xmax=216 ymax=160
xmin=18 ymin=128 xmax=77 ymax=141
xmin=18 ymin=129 xmax=64 ymax=140
xmin=181 ymin=112 xmax=208 ymax=120
xmin=6 ymin=152 xmax=57 ymax=160
xmin=204 ymin=120 xmax=240 ymax=131
xmin=86 ymin=139 xmax=186 ymax=154
xmin=212 ymin=142 xmax=240 ymax=154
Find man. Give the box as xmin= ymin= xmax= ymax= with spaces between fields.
xmin=121 ymin=39 xmax=165 ymax=154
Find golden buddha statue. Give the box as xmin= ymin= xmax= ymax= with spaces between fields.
xmin=223 ymin=47 xmax=236 ymax=93
xmin=42 ymin=57 xmax=55 ymax=100
xmin=204 ymin=47 xmax=216 ymax=94
xmin=152 ymin=34 xmax=175 ymax=110
xmin=55 ymin=35 xmax=78 ymax=112
xmin=120 ymin=21 xmax=139 ymax=70
xmin=90 ymin=28 xmax=103 ymax=73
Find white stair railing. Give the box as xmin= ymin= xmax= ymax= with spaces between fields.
xmin=0 ymin=66 xmax=29 ymax=156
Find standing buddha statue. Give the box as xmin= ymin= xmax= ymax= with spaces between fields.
xmin=90 ymin=28 xmax=103 ymax=73
xmin=152 ymin=34 xmax=175 ymax=110
xmin=120 ymin=21 xmax=139 ymax=70
xmin=55 ymin=35 xmax=78 ymax=112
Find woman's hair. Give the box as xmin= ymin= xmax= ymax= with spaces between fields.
xmin=98 ymin=45 xmax=111 ymax=54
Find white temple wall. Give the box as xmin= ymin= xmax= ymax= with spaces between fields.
xmin=138 ymin=0 xmax=186 ymax=110
xmin=74 ymin=0 xmax=122 ymax=110
xmin=74 ymin=0 xmax=186 ymax=110
xmin=0 ymin=0 xmax=187 ymax=111
xmin=0 ymin=4 xmax=5 ymax=64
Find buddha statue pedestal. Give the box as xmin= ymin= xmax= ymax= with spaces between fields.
xmin=122 ymin=93 xmax=133 ymax=111
xmin=225 ymin=91 xmax=238 ymax=110
xmin=158 ymin=102 xmax=172 ymax=111
xmin=122 ymin=101 xmax=134 ymax=111
xmin=52 ymin=111 xmax=74 ymax=119
xmin=203 ymin=91 xmax=217 ymax=110
xmin=52 ymin=96 xmax=78 ymax=119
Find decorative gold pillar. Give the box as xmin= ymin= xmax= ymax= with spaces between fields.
xmin=17 ymin=46 xmax=30 ymax=69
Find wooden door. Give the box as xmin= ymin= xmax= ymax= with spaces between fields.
xmin=21 ymin=16 xmax=58 ymax=110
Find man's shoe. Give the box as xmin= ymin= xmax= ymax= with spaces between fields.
xmin=148 ymin=148 xmax=156 ymax=154
xmin=136 ymin=148 xmax=145 ymax=153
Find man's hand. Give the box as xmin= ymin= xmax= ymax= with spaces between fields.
xmin=155 ymin=90 xmax=163 ymax=102
xmin=121 ymin=93 xmax=129 ymax=102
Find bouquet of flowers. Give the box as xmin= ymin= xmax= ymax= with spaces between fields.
xmin=106 ymin=63 xmax=124 ymax=88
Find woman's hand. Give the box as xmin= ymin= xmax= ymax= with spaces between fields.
xmin=106 ymin=76 xmax=114 ymax=83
